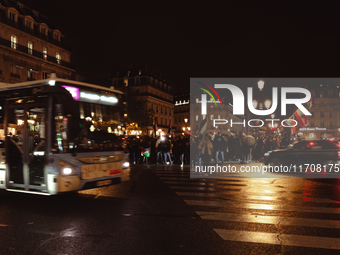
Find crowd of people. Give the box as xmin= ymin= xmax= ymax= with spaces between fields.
xmin=125 ymin=131 xmax=294 ymax=167
xmin=190 ymin=131 xmax=293 ymax=167
xmin=126 ymin=135 xmax=190 ymax=166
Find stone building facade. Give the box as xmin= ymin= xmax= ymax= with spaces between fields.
xmin=0 ymin=0 xmax=75 ymax=83
xmin=110 ymin=66 xmax=174 ymax=136
xmin=174 ymin=93 xmax=190 ymax=135
xmin=298 ymin=84 xmax=340 ymax=140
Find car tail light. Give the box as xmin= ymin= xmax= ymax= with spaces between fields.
xmin=338 ymin=151 xmax=340 ymax=158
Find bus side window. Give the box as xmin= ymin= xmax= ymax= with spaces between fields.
xmin=53 ymin=104 xmax=69 ymax=153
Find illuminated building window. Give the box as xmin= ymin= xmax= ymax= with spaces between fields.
xmin=210 ymin=115 xmax=214 ymax=120
xmin=27 ymin=68 xmax=36 ymax=80
xmin=11 ymin=35 xmax=17 ymax=49
xmin=28 ymin=41 xmax=33 ymax=54
xmin=43 ymin=47 xmax=47 ymax=60
xmin=196 ymin=115 xmax=198 ymax=121
xmin=56 ymin=52 xmax=61 ymax=64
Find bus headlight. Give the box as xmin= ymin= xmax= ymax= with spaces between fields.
xmin=62 ymin=167 xmax=73 ymax=175
xmin=123 ymin=162 xmax=130 ymax=168
xmin=59 ymin=160 xmax=77 ymax=176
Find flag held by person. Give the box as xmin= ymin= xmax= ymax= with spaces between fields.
xmin=199 ymin=116 xmax=208 ymax=136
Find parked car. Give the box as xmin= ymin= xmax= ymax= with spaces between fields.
xmin=264 ymin=140 xmax=340 ymax=168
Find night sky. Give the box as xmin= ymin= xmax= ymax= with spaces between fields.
xmin=18 ymin=1 xmax=340 ymax=94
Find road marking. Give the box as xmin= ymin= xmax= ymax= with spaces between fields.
xmin=176 ymin=192 xmax=340 ymax=203
xmin=154 ymin=173 xmax=190 ymax=177
xmin=185 ymin=200 xmax=340 ymax=214
xmin=164 ymin=181 xmax=213 ymax=186
xmin=163 ymin=180 xmax=247 ymax=187
xmin=153 ymin=171 xmax=190 ymax=174
xmin=197 ymin=211 xmax=340 ymax=229
xmin=159 ymin=177 xmax=205 ymax=181
xmin=214 ymin=229 xmax=340 ymax=250
xmin=169 ymin=186 xmax=216 ymax=191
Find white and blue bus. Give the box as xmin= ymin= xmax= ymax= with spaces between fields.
xmin=0 ymin=77 xmax=130 ymax=195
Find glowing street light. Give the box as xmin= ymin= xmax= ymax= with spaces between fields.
xmin=264 ymin=100 xmax=271 ymax=109
xmin=252 ymin=100 xmax=258 ymax=109
xmin=271 ymin=114 xmax=275 ymax=119
xmin=257 ymin=80 xmax=264 ymax=91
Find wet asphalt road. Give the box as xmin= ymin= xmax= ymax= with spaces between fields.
xmin=1 ymin=163 xmax=340 ymax=255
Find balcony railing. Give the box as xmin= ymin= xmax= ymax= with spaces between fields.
xmin=0 ymin=16 xmax=72 ymax=51
xmin=0 ymin=38 xmax=75 ymax=70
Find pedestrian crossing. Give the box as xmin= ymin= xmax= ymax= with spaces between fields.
xmin=152 ymin=167 xmax=340 ymax=251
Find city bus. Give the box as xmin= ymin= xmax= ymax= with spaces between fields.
xmin=0 ymin=76 xmax=130 ymax=195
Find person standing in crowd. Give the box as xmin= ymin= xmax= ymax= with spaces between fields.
xmin=226 ymin=134 xmax=234 ymax=161
xmin=280 ymin=133 xmax=290 ymax=148
xmin=155 ymin=136 xmax=164 ymax=164
xmin=242 ymin=135 xmax=255 ymax=163
xmin=150 ymin=137 xmax=157 ymax=163
xmin=131 ymin=138 xmax=140 ymax=164
xmin=253 ymin=135 xmax=264 ymax=160
xmin=213 ymin=132 xmax=225 ymax=163
xmin=263 ymin=135 xmax=273 ymax=153
xmin=172 ymin=136 xmax=180 ymax=164
xmin=140 ymin=137 xmax=151 ymax=164
xmin=198 ymin=135 xmax=213 ymax=167
xmin=273 ymin=136 xmax=280 ymax=150
xmin=184 ymin=136 xmax=190 ymax=166
xmin=162 ymin=136 xmax=172 ymax=164
xmin=190 ymin=135 xmax=199 ymax=170
xmin=233 ymin=133 xmax=242 ymax=161
xmin=178 ymin=135 xmax=187 ymax=167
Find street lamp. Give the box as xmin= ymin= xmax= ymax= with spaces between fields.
xmin=271 ymin=113 xmax=275 ymax=119
xmin=184 ymin=118 xmax=188 ymax=123
xmin=264 ymin=100 xmax=271 ymax=109
xmin=252 ymin=100 xmax=258 ymax=109
xmin=257 ymin=80 xmax=265 ymax=91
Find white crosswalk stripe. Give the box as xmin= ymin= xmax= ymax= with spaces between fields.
xmin=152 ymin=167 xmax=340 ymax=250
xmin=185 ymin=199 xmax=340 ymax=214
xmin=175 ymin=192 xmax=340 ymax=203
xmin=197 ymin=211 xmax=340 ymax=229
xmin=214 ymin=229 xmax=340 ymax=250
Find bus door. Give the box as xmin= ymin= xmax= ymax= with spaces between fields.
xmin=7 ymin=104 xmax=47 ymax=190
